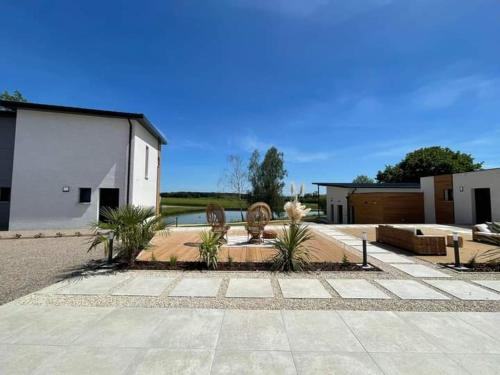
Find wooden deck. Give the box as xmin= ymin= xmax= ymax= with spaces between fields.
xmin=137 ymin=229 xmax=360 ymax=263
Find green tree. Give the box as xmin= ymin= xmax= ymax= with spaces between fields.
xmin=352 ymin=175 xmax=375 ymax=184
xmin=377 ymin=146 xmax=483 ymax=183
xmin=0 ymin=90 xmax=27 ymax=102
xmin=248 ymin=147 xmax=287 ymax=217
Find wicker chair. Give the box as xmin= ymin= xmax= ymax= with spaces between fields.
xmin=206 ymin=203 xmax=230 ymax=242
xmin=245 ymin=202 xmax=272 ymax=244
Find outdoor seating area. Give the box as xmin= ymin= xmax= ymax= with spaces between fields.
xmin=473 ymin=222 xmax=500 ymax=244
xmin=376 ymin=225 xmax=447 ymax=255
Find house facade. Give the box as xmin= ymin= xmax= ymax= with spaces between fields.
xmin=0 ymin=101 xmax=166 ymax=230
xmin=315 ymin=168 xmax=500 ymax=226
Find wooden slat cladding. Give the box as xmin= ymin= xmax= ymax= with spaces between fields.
xmin=349 ymin=192 xmax=424 ymax=224
xmin=434 ymin=174 xmax=454 ymax=224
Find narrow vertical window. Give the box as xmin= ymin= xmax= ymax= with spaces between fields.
xmin=145 ymin=145 xmax=149 ymax=180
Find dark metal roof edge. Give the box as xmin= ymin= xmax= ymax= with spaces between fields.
xmin=312 ymin=182 xmax=421 ymax=188
xmin=0 ymin=100 xmax=167 ymax=145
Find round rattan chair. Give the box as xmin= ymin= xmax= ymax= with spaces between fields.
xmin=206 ymin=203 xmax=230 ymax=242
xmin=245 ymin=202 xmax=272 ymax=243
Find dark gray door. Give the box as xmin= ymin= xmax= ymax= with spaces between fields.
xmin=474 ymin=188 xmax=492 ymax=224
xmin=99 ymin=188 xmax=120 ymax=222
xmin=337 ymin=205 xmax=343 ymax=224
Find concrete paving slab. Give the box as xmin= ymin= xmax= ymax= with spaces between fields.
xmin=211 ymin=351 xmax=296 ymax=375
xmin=447 ymin=354 xmax=500 ymax=375
xmin=0 ymin=305 xmax=51 ymax=342
xmin=350 ymin=245 xmax=389 ymax=253
xmin=340 ymin=239 xmax=364 ymax=245
xmin=278 ymin=279 xmax=331 ymax=299
xmin=327 ymin=279 xmax=390 ymax=299
xmin=338 ymin=311 xmax=440 ymax=353
xmin=473 ymin=280 xmax=500 ymax=293
xmin=134 ymin=349 xmax=213 ymax=375
xmin=111 ymin=276 xmax=175 ymax=296
xmin=424 ymin=280 xmax=500 ymax=300
xmin=399 ymin=312 xmax=500 ymax=354
xmin=55 ymin=274 xmax=130 ymax=295
xmin=146 ymin=309 xmax=223 ymax=349
xmin=376 ymin=280 xmax=449 ymax=300
xmin=369 ymin=253 xmax=414 ymax=263
xmin=283 ymin=310 xmax=364 ymax=352
xmin=293 ymin=352 xmax=383 ymax=375
xmin=73 ymin=307 xmax=166 ymax=348
xmin=390 ymin=263 xmax=451 ymax=278
xmin=31 ymin=346 xmax=142 ymax=375
xmin=6 ymin=306 xmax=115 ymax=345
xmin=370 ymin=353 xmax=469 ymax=375
xmin=225 ymin=278 xmax=274 ymax=298
xmin=169 ymin=278 xmax=222 ymax=297
xmin=0 ymin=344 xmax=62 ymax=375
xmin=217 ymin=310 xmax=289 ymax=351
xmin=454 ymin=312 xmax=500 ymax=338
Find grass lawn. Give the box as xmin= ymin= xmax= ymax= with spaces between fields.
xmin=161 ymin=206 xmax=205 ymax=216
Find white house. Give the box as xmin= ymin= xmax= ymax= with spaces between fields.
xmin=0 ymin=100 xmax=167 ymax=230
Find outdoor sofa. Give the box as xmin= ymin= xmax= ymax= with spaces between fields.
xmin=473 ymin=222 xmax=500 ymax=244
xmin=376 ymin=225 xmax=447 ymax=255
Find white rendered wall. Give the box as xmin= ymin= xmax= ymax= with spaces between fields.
xmin=453 ymin=169 xmax=500 ymax=225
xmin=9 ymin=110 xmax=129 ymax=229
xmin=326 ymin=187 xmax=350 ymax=224
xmin=420 ymin=176 xmax=436 ymax=223
xmin=129 ymin=120 xmax=160 ymax=209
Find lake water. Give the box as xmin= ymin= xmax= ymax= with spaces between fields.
xmin=164 ymin=209 xmax=324 ymax=225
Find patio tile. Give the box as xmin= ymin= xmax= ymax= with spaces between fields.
xmin=338 ymin=311 xmax=440 ymax=353
xmin=211 ymin=351 xmax=296 ymax=375
xmin=350 ymin=245 xmax=389 ymax=253
xmin=6 ymin=306 xmax=115 ymax=345
xmin=73 ymin=307 xmax=166 ymax=347
xmin=369 ymin=253 xmax=414 ymax=263
xmin=370 ymin=353 xmax=469 ymax=375
xmin=169 ymin=278 xmax=222 ymax=297
xmin=473 ymin=280 xmax=500 ymax=292
xmin=31 ymin=346 xmax=142 ymax=375
xmin=340 ymin=239 xmax=364 ymax=245
xmin=146 ymin=309 xmax=223 ymax=349
xmin=390 ymin=263 xmax=451 ymax=278
xmin=424 ymin=280 xmax=500 ymax=300
xmin=398 ymin=312 xmax=500 ymax=353
xmin=376 ymin=280 xmax=449 ymax=300
xmin=134 ymin=349 xmax=213 ymax=375
xmin=111 ymin=276 xmax=175 ymax=296
xmin=454 ymin=312 xmax=500 ymax=338
xmin=0 ymin=344 xmax=62 ymax=375
xmin=0 ymin=305 xmax=51 ymax=342
xmin=225 ymin=278 xmax=274 ymax=298
xmin=55 ymin=274 xmax=130 ymax=295
xmin=327 ymin=279 xmax=390 ymax=299
xmin=283 ymin=310 xmax=364 ymax=352
xmin=278 ymin=279 xmax=331 ymax=299
xmin=217 ymin=310 xmax=289 ymax=351
xmin=447 ymin=354 xmax=500 ymax=375
xmin=292 ymin=352 xmax=383 ymax=375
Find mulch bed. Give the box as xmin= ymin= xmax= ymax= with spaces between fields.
xmin=133 ymin=260 xmax=380 ymax=272
xmin=439 ymin=263 xmax=500 ymax=272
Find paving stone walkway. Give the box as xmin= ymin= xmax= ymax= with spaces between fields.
xmin=1 ymin=304 xmax=499 ymax=374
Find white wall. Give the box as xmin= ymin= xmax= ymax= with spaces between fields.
xmin=9 ymin=110 xmax=130 ymax=229
xmin=129 ymin=120 xmax=160 ymax=209
xmin=453 ymin=169 xmax=500 ymax=225
xmin=420 ymin=176 xmax=436 ymax=223
xmin=326 ymin=187 xmax=350 ymax=224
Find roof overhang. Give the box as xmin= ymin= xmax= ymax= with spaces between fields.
xmin=0 ymin=100 xmax=167 ymax=145
xmin=313 ymin=182 xmax=421 ymax=189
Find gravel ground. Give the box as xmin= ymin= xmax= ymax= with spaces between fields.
xmin=0 ymin=237 xmax=104 ymax=305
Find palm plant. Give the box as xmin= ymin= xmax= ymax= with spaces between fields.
xmin=199 ymin=231 xmax=221 ymax=269
xmin=88 ymin=205 xmax=167 ymax=265
xmin=271 ymin=223 xmax=312 ymax=272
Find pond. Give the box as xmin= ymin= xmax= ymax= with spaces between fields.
xmin=164 ymin=209 xmax=324 ymax=226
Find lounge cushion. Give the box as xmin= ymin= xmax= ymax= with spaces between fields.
xmin=489 ymin=222 xmax=500 ymax=233
xmin=475 ymin=224 xmax=491 ymax=233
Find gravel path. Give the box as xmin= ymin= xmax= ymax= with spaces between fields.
xmin=0 ymin=237 xmax=104 ymax=305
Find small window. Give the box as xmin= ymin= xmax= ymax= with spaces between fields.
xmin=79 ymin=188 xmax=92 ymax=204
xmin=0 ymin=187 xmax=11 ymax=202
xmin=145 ymin=145 xmax=149 ymax=180
xmin=444 ymin=188 xmax=454 ymax=201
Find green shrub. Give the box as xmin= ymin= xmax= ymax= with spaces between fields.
xmin=199 ymin=231 xmax=221 ymax=269
xmin=271 ymin=224 xmax=312 ymax=272
xmin=88 ymin=205 xmax=167 ymax=265
xmin=169 ymin=255 xmax=178 ymax=267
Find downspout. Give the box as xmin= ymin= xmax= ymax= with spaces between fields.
xmin=126 ymin=119 xmax=133 ymax=205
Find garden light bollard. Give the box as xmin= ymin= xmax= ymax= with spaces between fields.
xmin=107 ymin=231 xmax=115 ymax=265
xmin=362 ymin=231 xmax=368 ymax=268
xmin=453 ymin=232 xmax=461 ymax=268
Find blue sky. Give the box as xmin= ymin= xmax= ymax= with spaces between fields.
xmin=2 ymin=0 xmax=499 ymax=193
